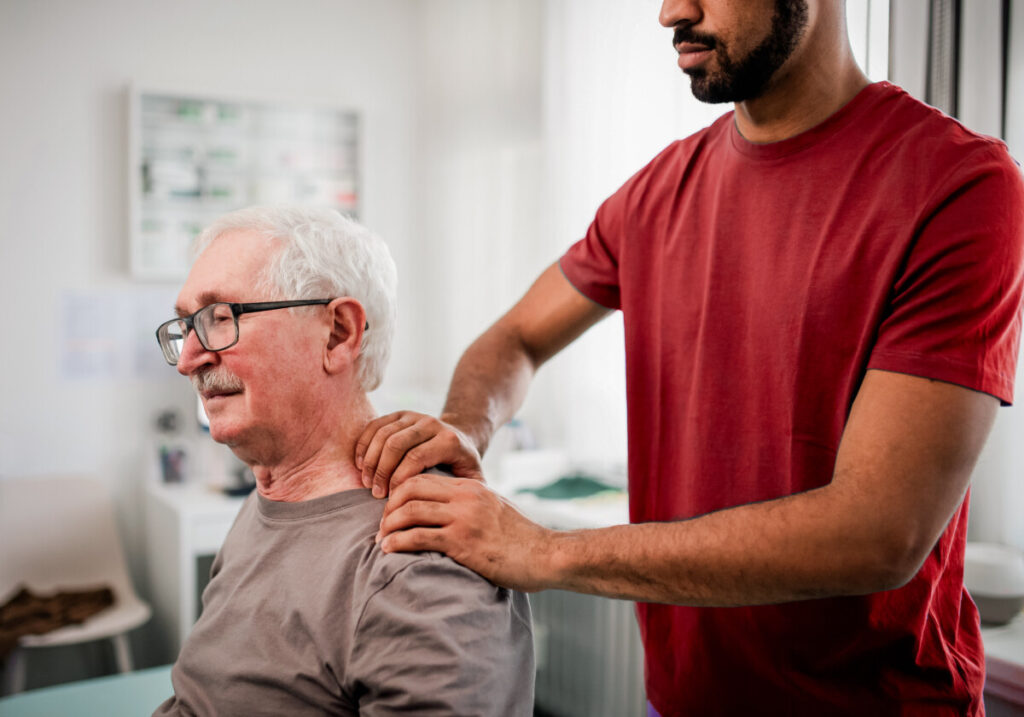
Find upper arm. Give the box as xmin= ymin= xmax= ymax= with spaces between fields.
xmin=842 ymin=147 xmax=1021 ymax=583
xmin=349 ymin=558 xmax=534 ymax=716
xmin=829 ymin=369 xmax=998 ymax=585
xmin=868 ymin=145 xmax=1024 ymax=405
xmin=495 ymin=262 xmax=611 ymax=367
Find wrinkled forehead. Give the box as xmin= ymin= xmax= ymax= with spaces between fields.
xmin=176 ymin=230 xmax=280 ymax=314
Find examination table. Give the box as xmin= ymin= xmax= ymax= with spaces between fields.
xmin=0 ymin=665 xmax=172 ymax=716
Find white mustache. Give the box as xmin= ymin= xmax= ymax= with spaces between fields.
xmin=192 ymin=369 xmax=245 ymax=395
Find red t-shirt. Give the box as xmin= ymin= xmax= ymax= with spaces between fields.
xmin=560 ymin=82 xmax=1024 ymax=716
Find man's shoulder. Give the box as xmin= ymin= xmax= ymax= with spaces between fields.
xmin=353 ymin=547 xmax=532 ymax=647
xmin=818 ymin=82 xmax=1023 ymax=217
xmin=647 ymin=114 xmax=732 ymax=169
xmin=358 ymin=467 xmax=528 ymax=615
xmin=873 ymin=82 xmax=1018 ymax=172
xmin=605 ymin=115 xmax=731 ymax=210
xmin=359 ymin=544 xmax=515 ymax=605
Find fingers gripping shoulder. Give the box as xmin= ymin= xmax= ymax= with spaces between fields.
xmin=355 ymin=411 xmax=483 ymax=499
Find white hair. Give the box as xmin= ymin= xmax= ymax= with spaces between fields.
xmin=193 ymin=205 xmax=397 ymax=392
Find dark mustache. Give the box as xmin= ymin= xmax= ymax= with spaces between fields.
xmin=673 ymin=25 xmax=718 ymax=49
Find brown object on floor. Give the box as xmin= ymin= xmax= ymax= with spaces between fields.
xmin=0 ymin=585 xmax=114 ymax=661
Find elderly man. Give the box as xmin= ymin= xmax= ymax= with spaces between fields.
xmin=151 ymin=206 xmax=534 ymax=716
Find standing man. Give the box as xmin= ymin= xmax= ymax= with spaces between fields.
xmin=359 ymin=1 xmax=1024 ymax=715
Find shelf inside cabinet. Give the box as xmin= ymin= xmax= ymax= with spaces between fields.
xmin=128 ymin=88 xmax=361 ymax=280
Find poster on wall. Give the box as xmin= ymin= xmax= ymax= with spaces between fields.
xmin=127 ymin=86 xmax=360 ymax=280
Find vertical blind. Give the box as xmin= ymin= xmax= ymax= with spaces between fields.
xmin=926 ymin=0 xmax=960 ymax=116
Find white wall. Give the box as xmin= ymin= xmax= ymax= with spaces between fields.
xmin=889 ymin=0 xmax=930 ymax=98
xmin=0 ymin=0 xmax=419 ymax=669
xmin=522 ymin=0 xmax=728 ymax=470
xmin=411 ymin=0 xmax=545 ymax=398
xmin=1009 ymin=0 xmax=1024 ymax=159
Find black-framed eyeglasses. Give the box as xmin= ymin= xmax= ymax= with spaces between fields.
xmin=156 ymin=299 xmax=343 ymax=366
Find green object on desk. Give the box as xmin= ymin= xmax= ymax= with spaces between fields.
xmin=0 ymin=665 xmax=173 ymax=717
xmin=517 ymin=473 xmax=624 ymax=500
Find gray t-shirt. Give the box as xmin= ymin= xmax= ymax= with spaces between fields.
xmin=154 ymin=487 xmax=534 ymax=716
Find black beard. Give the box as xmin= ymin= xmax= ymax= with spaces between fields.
xmin=675 ymin=0 xmax=810 ymax=104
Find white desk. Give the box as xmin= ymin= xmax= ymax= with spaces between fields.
xmin=145 ymin=483 xmax=247 ymax=663
xmin=507 ymin=491 xmax=629 ymax=530
xmin=496 ymin=487 xmax=644 ymax=717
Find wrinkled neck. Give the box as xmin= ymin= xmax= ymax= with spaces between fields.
xmin=248 ymin=393 xmax=375 ymax=502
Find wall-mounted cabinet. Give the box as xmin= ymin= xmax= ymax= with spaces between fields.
xmin=128 ymin=87 xmax=360 ymax=280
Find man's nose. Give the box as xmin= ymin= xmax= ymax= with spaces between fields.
xmin=176 ymin=329 xmax=216 ymax=377
xmin=660 ymin=0 xmax=701 ymax=28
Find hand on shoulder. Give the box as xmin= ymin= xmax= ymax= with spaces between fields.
xmin=355 ymin=411 xmax=484 ymax=498
xmin=378 ymin=473 xmax=555 ymax=593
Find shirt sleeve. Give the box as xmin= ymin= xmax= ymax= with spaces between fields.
xmin=559 ymin=191 xmax=628 ymax=310
xmin=559 ymin=142 xmax=683 ymax=310
xmin=867 ymin=144 xmax=1024 ymax=405
xmin=347 ymin=555 xmax=534 ymax=716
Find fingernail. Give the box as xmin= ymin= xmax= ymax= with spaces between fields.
xmin=356 ymin=455 xmax=363 ymax=470
xmin=372 ymin=484 xmax=384 ymax=499
xmin=380 ymin=537 xmax=390 ymax=553
xmin=374 ymin=531 xmax=381 ymax=544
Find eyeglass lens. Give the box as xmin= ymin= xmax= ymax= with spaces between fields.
xmin=158 ymin=321 xmax=187 ymax=364
xmin=197 ymin=303 xmax=239 ymax=351
xmin=158 ymin=303 xmax=239 ymax=365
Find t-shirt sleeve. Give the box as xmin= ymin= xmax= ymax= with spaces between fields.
xmin=560 ymin=193 xmax=627 ymax=309
xmin=559 ymin=144 xmax=678 ymax=310
xmin=347 ymin=556 xmax=534 ymax=716
xmin=867 ymin=145 xmax=1024 ymax=405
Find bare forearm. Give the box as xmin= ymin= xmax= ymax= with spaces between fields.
xmin=441 ymin=263 xmax=609 ymax=456
xmin=380 ymin=372 xmax=989 ymax=605
xmin=541 ymin=484 xmax=921 ymax=606
xmin=441 ymin=323 xmax=538 ymax=456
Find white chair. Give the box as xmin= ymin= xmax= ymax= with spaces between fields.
xmin=0 ymin=475 xmax=151 ymax=694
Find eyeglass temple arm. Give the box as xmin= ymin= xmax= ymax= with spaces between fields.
xmin=230 ymin=300 xmax=369 ymax=330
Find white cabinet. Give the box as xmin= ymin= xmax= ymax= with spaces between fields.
xmin=128 ymin=87 xmax=360 ymax=280
xmin=144 ymin=482 xmax=247 ymax=663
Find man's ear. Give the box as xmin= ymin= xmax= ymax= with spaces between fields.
xmin=323 ymin=298 xmax=366 ymax=375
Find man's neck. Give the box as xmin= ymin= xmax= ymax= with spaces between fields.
xmin=248 ymin=393 xmax=376 ymax=502
xmin=732 ymin=18 xmax=870 ymax=144
xmin=252 ymin=452 xmax=364 ymax=503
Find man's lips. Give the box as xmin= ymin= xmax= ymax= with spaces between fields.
xmin=675 ymin=42 xmax=713 ymax=70
xmin=676 ymin=41 xmax=711 ymax=53
xmin=201 ymin=389 xmax=241 ymax=401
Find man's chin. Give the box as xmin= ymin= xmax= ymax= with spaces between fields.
xmin=686 ymin=72 xmax=737 ymax=105
xmin=207 ymin=420 xmax=241 ymax=447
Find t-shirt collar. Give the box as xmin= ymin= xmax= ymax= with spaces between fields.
xmin=728 ymin=81 xmax=896 ymax=160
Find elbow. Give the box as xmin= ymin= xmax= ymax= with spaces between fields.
xmin=490 ymin=317 xmax=545 ymax=371
xmin=825 ymin=519 xmax=933 ymax=595
xmin=856 ymin=529 xmax=933 ymax=593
